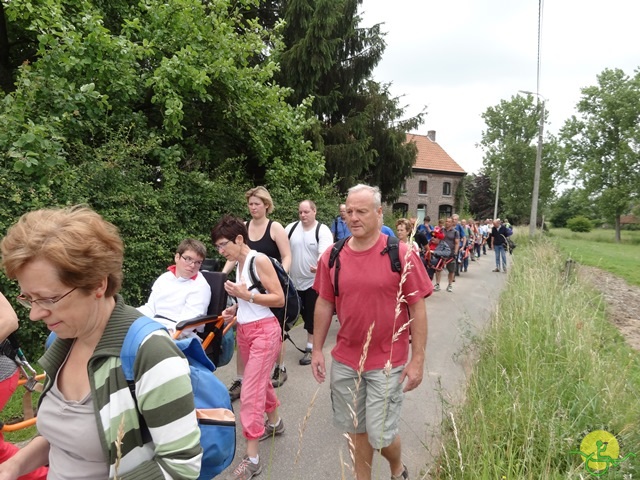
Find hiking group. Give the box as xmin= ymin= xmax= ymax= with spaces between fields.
xmin=0 ymin=183 xmax=513 ymax=480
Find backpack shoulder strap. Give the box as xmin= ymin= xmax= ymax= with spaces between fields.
xmin=287 ymin=221 xmax=300 ymax=240
xmin=328 ymin=237 xmax=348 ymax=297
xmin=247 ymin=254 xmax=267 ymax=294
xmin=315 ymin=222 xmax=320 ymax=243
xmin=121 ymin=316 xmax=166 ymax=381
xmin=383 ymin=235 xmax=402 ymax=273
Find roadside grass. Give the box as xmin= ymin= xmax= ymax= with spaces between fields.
xmin=435 ymin=238 xmax=640 ymax=479
xmin=548 ymin=228 xmax=640 ymax=286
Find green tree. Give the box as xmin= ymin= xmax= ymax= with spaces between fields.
xmin=466 ymin=172 xmax=496 ymax=220
xmin=480 ymin=94 xmax=560 ymax=224
xmin=0 ymin=0 xmax=341 ymax=354
xmin=0 ymin=0 xmax=324 ymax=191
xmin=270 ymin=0 xmax=423 ymax=201
xmin=560 ymin=68 xmax=640 ymax=242
xmin=548 ymin=188 xmax=592 ymax=228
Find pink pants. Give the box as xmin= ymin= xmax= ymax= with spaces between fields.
xmin=0 ymin=370 xmax=49 ymax=480
xmin=236 ymin=317 xmax=282 ymax=440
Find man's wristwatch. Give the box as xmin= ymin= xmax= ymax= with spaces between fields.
xmin=249 ymin=292 xmax=255 ymax=303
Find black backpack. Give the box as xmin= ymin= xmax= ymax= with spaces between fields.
xmin=328 ymin=235 xmax=401 ymax=296
xmin=248 ymin=254 xmax=301 ymax=331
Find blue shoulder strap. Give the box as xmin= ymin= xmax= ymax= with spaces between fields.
xmin=121 ymin=316 xmax=166 ymax=381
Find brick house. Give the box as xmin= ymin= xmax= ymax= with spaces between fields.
xmin=389 ymin=130 xmax=466 ymax=223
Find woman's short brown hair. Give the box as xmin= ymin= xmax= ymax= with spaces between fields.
xmin=1 ymin=206 xmax=124 ymax=297
xmin=396 ymin=218 xmax=412 ymax=232
xmin=245 ymin=186 xmax=274 ymax=215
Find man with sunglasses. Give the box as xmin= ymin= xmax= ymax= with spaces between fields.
xmin=138 ymin=238 xmax=211 ymax=337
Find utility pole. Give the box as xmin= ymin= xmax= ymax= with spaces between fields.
xmin=519 ymin=91 xmax=545 ymax=236
xmin=493 ymin=171 xmax=500 ymax=220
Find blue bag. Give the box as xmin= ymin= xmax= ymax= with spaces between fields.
xmin=121 ymin=316 xmax=236 ymax=479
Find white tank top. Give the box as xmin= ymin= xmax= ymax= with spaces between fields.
xmin=236 ymin=250 xmax=277 ymax=325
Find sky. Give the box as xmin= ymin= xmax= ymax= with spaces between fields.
xmin=360 ymin=0 xmax=640 ymax=175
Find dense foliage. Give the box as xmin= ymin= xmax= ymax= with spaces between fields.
xmin=0 ymin=0 xmax=343 ymax=355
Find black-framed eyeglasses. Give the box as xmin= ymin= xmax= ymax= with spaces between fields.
xmin=17 ymin=287 xmax=77 ymax=310
xmin=180 ymin=255 xmax=203 ymax=267
xmin=214 ymin=240 xmax=232 ymax=251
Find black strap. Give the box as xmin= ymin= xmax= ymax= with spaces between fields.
xmin=282 ymin=332 xmax=307 ymax=353
xmin=247 ymin=256 xmax=265 ymax=293
xmin=287 ymin=221 xmax=299 ymax=240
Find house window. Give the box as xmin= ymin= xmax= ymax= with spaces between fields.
xmin=418 ymin=180 xmax=427 ymax=195
xmin=401 ymin=181 xmax=407 ymax=194
xmin=393 ymin=203 xmax=408 ymax=217
xmin=442 ymin=182 xmax=451 ymax=196
xmin=439 ymin=204 xmax=452 ymax=219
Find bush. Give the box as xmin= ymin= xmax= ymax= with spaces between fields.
xmin=567 ymin=215 xmax=593 ymax=232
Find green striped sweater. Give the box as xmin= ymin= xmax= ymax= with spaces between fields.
xmin=39 ymin=295 xmax=202 ymax=479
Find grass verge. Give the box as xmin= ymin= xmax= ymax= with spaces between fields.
xmin=548 ymin=229 xmax=640 ymax=286
xmin=435 ymin=237 xmax=640 ymax=479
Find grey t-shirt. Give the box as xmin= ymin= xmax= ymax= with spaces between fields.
xmin=37 ymin=371 xmax=108 ymax=479
xmin=443 ymin=228 xmax=459 ymax=256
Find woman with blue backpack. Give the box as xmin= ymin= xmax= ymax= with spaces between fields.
xmin=0 ymin=206 xmax=202 ymax=480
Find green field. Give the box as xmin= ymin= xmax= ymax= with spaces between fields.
xmin=549 ymin=228 xmax=640 ymax=286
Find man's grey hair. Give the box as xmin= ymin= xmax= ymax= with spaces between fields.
xmin=348 ymin=184 xmax=382 ymax=208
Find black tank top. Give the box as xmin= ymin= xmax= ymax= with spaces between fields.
xmin=246 ymin=219 xmax=281 ymax=262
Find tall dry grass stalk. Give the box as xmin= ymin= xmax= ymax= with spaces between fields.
xmin=294 ymin=386 xmax=321 ymax=465
xmin=113 ymin=415 xmax=126 ymax=480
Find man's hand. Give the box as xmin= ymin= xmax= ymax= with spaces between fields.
xmin=399 ymin=356 xmax=424 ymax=393
xmin=311 ymin=350 xmax=326 ymax=384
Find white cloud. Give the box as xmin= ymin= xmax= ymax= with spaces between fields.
xmin=361 ymin=0 xmax=640 ymax=175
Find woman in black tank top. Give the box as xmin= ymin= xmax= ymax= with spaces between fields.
xmin=244 ymin=187 xmax=290 ymax=271
xmin=246 ymin=219 xmax=281 ymax=262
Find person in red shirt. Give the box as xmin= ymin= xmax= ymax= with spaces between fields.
xmin=312 ymin=184 xmax=432 ymax=480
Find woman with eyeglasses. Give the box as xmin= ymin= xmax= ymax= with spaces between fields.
xmin=212 ymin=215 xmax=285 ymax=480
xmin=0 ymin=206 xmax=202 ymax=480
xmin=137 ymin=238 xmax=211 ymax=338
xmin=222 ymin=186 xmax=292 ymax=401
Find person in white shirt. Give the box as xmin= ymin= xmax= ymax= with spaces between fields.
xmin=138 ymin=238 xmax=211 ymax=337
xmin=285 ymin=200 xmax=333 ymax=365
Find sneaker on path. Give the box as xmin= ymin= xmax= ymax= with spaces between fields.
xmin=446 ymin=284 xmax=453 ymax=293
xmin=228 ymin=379 xmax=242 ymax=402
xmin=259 ymin=418 xmax=285 ymax=442
xmin=226 ymin=456 xmax=262 ymax=480
xmin=492 ymin=268 xmax=500 ymax=272
xmin=271 ymin=366 xmax=287 ymax=387
xmin=390 ymin=464 xmax=409 ymax=480
xmin=434 ymin=283 xmax=440 ymax=292
xmin=299 ymin=348 xmax=312 ymax=366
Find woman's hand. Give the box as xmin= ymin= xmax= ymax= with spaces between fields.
xmin=221 ymin=304 xmax=238 ymax=323
xmin=223 ymin=280 xmax=250 ymax=302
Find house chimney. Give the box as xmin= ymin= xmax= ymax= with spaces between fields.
xmin=427 ymin=130 xmax=436 ymax=141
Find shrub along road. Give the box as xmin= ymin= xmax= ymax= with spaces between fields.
xmin=215 ymin=256 xmax=509 ymax=479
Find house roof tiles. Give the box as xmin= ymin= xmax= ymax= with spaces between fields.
xmin=406 ymin=133 xmax=466 ymax=174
